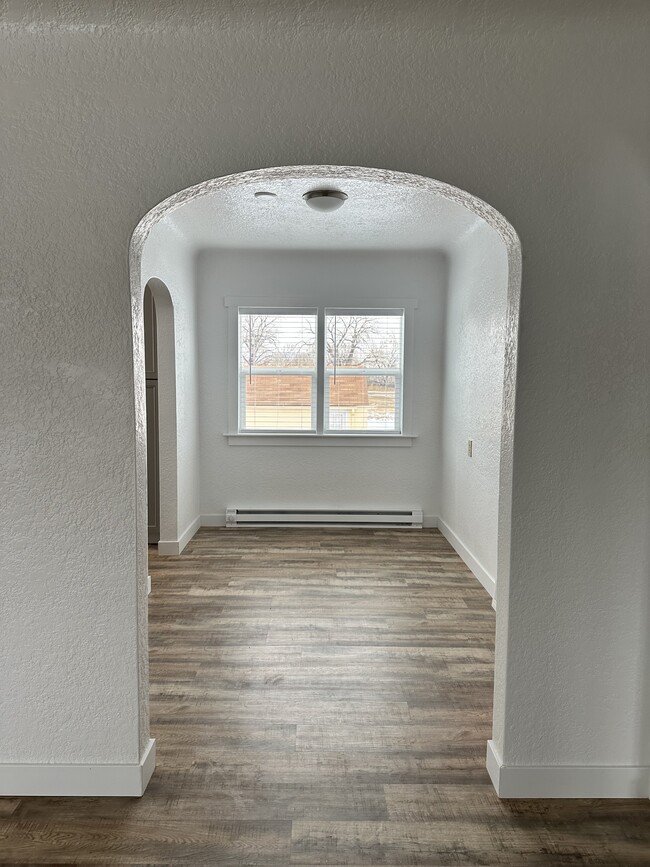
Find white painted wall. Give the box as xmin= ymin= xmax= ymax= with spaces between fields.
xmin=141 ymin=220 xmax=201 ymax=549
xmin=440 ymin=222 xmax=509 ymax=595
xmin=2 ymin=0 xmax=648 ymax=794
xmin=197 ymin=249 xmax=446 ymax=522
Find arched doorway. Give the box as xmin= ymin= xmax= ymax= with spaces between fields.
xmin=129 ymin=165 xmax=522 ymax=789
xmin=143 ymin=284 xmax=160 ymax=543
xmin=143 ymin=277 xmax=178 ymax=552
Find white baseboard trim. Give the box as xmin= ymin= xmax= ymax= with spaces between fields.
xmin=0 ymin=738 xmax=156 ymax=797
xmin=437 ymin=518 xmax=496 ymax=599
xmin=422 ymin=515 xmax=438 ymax=528
xmin=158 ymin=515 xmax=201 ymax=555
xmin=177 ymin=515 xmax=201 ymax=553
xmin=487 ymin=740 xmax=650 ymax=798
xmin=201 ymin=513 xmax=227 ymax=527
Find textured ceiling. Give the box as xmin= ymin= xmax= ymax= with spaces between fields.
xmin=159 ymin=172 xmax=484 ymax=251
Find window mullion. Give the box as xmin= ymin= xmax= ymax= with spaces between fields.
xmin=316 ymin=308 xmax=325 ymax=434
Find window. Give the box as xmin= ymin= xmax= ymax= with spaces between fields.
xmin=239 ymin=308 xmax=318 ymax=432
xmin=325 ymin=309 xmax=403 ymax=434
xmin=236 ymin=306 xmax=405 ymax=436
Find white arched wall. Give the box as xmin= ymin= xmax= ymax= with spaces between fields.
xmin=439 ymin=221 xmax=510 ymax=598
xmin=130 ymin=164 xmax=522 ymax=796
xmin=140 ymin=223 xmax=201 ymax=555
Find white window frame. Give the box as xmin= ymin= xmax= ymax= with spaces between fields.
xmin=224 ymin=296 xmax=418 ymax=447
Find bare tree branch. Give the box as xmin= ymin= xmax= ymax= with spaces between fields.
xmin=240 ymin=314 xmax=279 ymax=367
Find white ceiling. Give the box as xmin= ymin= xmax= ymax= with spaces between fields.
xmin=161 ymin=174 xmax=485 ymax=251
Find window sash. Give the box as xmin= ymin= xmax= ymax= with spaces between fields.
xmin=324 ymin=307 xmax=404 ymax=434
xmin=324 ymin=371 xmax=403 ymax=435
xmin=239 ymin=371 xmax=317 ymax=433
xmin=238 ymin=307 xmax=318 ymax=432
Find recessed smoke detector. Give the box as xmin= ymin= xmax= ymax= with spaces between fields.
xmin=303 ymin=189 xmax=348 ymax=212
xmin=254 ymin=191 xmax=277 ymax=200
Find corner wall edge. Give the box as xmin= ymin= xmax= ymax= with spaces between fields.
xmin=158 ymin=515 xmax=201 ymax=554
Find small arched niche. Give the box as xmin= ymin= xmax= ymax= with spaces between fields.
xmin=129 ymin=165 xmax=522 ymax=784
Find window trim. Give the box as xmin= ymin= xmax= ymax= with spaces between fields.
xmin=225 ymin=433 xmax=417 ymax=447
xmin=225 ymin=296 xmax=418 ymax=445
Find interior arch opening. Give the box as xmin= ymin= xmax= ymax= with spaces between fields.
xmin=130 ymin=165 xmax=521 ymax=792
xmin=143 ymin=278 xmax=178 ymax=550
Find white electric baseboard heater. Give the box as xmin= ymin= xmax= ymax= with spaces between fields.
xmin=225 ymin=508 xmax=423 ymax=528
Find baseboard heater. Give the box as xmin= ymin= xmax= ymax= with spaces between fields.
xmin=225 ymin=508 xmax=423 ymax=528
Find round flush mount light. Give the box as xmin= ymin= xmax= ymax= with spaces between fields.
xmin=303 ymin=189 xmax=348 ymax=212
xmin=254 ymin=191 xmax=277 ymax=200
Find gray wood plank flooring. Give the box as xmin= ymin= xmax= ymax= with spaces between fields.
xmin=2 ymin=528 xmax=649 ymax=865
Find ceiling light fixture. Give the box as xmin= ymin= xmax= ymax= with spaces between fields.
xmin=254 ymin=191 xmax=277 ymax=200
xmin=303 ymin=189 xmax=348 ymax=212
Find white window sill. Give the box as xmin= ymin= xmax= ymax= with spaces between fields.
xmin=225 ymin=433 xmax=417 ymax=447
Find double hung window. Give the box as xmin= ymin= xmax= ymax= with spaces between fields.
xmin=237 ymin=306 xmax=405 ymax=436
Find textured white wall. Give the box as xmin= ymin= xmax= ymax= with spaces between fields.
xmin=141 ymin=221 xmax=201 ymax=545
xmin=441 ymin=223 xmax=509 ymax=586
xmin=197 ymin=249 xmax=446 ymax=520
xmin=2 ymin=0 xmax=648 ymax=779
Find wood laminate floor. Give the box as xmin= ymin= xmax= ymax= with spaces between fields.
xmin=2 ymin=528 xmax=650 ymax=865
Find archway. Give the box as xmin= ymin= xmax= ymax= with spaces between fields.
xmin=143 ymin=278 xmax=178 ymax=551
xmin=129 ymin=165 xmax=522 ymax=787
